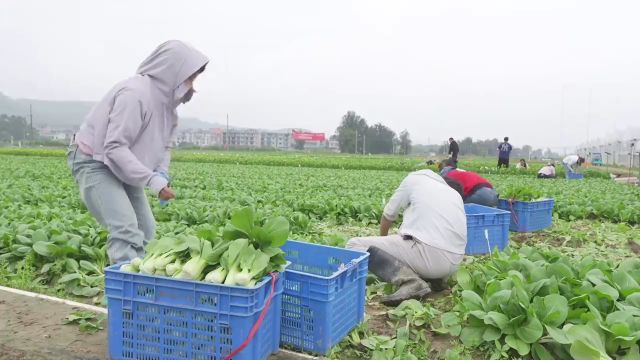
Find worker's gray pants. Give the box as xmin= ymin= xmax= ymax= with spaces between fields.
xmin=346 ymin=235 xmax=463 ymax=280
xmin=563 ymin=163 xmax=574 ymax=178
xmin=67 ymin=145 xmax=155 ymax=264
xmin=464 ymin=187 xmax=499 ymax=207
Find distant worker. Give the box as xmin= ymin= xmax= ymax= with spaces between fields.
xmin=537 ymin=163 xmax=556 ymax=179
xmin=346 ymin=169 xmax=467 ymax=306
xmin=448 ymin=137 xmax=460 ymax=165
xmin=516 ymin=158 xmax=529 ymax=169
xmin=449 ymin=138 xmax=460 ymax=165
xmin=67 ymin=41 xmax=209 ymax=264
xmin=497 ymin=137 xmax=513 ymax=168
xmin=440 ymin=160 xmax=498 ymax=207
xmin=562 ymin=155 xmax=586 ymax=178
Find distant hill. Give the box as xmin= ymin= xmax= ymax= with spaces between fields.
xmin=179 ymin=117 xmax=226 ymax=130
xmin=0 ymin=92 xmax=220 ymax=130
xmin=0 ymin=92 xmax=94 ymax=128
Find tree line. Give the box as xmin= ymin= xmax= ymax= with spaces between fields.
xmin=334 ymin=111 xmax=412 ymax=154
xmin=0 ymin=114 xmax=37 ymax=142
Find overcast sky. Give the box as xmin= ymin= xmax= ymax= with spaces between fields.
xmin=1 ymin=0 xmax=639 ymax=149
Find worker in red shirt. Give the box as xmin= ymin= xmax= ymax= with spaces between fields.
xmin=438 ymin=159 xmax=498 ymax=207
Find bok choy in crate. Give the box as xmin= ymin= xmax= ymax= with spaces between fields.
xmin=122 ymin=207 xmax=288 ymax=287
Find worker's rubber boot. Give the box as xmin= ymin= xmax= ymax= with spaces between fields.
xmin=367 ymin=246 xmax=431 ymax=306
xmin=425 ymin=277 xmax=449 ymax=292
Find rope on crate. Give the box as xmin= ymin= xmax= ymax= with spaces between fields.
xmin=223 ymin=272 xmax=278 ymax=360
xmin=508 ymin=199 xmax=519 ymax=226
xmin=484 ymin=229 xmax=492 ymax=257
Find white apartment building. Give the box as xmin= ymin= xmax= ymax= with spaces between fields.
xmin=260 ymin=131 xmax=291 ymax=149
xmin=177 ymin=129 xmax=223 ymax=146
xmin=177 ymin=127 xmax=331 ymax=151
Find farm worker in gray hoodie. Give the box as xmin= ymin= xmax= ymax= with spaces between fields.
xmin=67 ymin=40 xmax=209 ymax=264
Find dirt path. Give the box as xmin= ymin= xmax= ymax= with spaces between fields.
xmin=0 ymin=290 xmax=319 ymax=360
xmin=0 ymin=291 xmax=108 ymax=360
xmin=0 ymin=285 xmax=462 ymax=359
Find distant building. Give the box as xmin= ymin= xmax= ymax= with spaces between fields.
xmin=37 ymin=127 xmax=74 ymax=142
xmin=176 ymin=126 xmax=328 ymax=150
xmin=302 ymin=139 xmax=340 ymax=151
xmin=260 ymin=131 xmax=291 ymax=150
xmin=303 ymin=140 xmax=325 ymax=150
xmin=223 ymin=128 xmax=261 ymax=147
xmin=177 ymin=129 xmax=222 ymax=146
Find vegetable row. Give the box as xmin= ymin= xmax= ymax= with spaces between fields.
xmin=435 ymin=246 xmax=640 ymax=359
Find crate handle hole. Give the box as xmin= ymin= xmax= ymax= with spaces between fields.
xmin=135 ymin=285 xmax=155 ymax=298
xmin=199 ymin=295 xmax=218 ymax=307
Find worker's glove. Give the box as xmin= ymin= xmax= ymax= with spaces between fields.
xmin=156 ymin=171 xmax=171 ymax=206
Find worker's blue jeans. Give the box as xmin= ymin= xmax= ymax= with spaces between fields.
xmin=67 ymin=144 xmax=155 ymax=264
xmin=464 ymin=187 xmax=499 ymax=207
xmin=563 ymin=163 xmax=574 ymax=178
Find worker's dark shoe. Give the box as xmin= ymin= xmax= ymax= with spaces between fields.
xmin=367 ymin=246 xmax=431 ymax=307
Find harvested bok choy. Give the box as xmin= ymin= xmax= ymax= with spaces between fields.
xmin=121 ymin=206 xmax=289 ymax=287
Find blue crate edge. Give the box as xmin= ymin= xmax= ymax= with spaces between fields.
xmin=283 ymin=240 xmax=369 ymax=280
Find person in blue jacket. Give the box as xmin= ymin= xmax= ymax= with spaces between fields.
xmin=497 ymin=137 xmax=513 ymax=168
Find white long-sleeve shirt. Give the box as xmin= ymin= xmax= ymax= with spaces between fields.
xmin=563 ymin=155 xmax=580 ymax=167
xmin=383 ymin=170 xmax=467 ymax=255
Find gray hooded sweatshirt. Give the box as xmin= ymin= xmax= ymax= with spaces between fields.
xmin=75 ymin=40 xmax=208 ymax=194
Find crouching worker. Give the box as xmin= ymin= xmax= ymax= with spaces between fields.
xmin=562 ymin=155 xmax=585 ymax=178
xmin=346 ymin=170 xmax=467 ymax=306
xmin=439 ymin=160 xmax=499 ymax=207
xmin=537 ymin=163 xmax=556 ymax=179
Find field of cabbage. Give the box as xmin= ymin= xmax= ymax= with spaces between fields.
xmin=1 ymin=150 xmax=640 ymax=359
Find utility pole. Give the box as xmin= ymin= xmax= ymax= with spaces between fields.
xmin=637 ymin=151 xmax=640 ymax=180
xmin=29 ymin=104 xmax=33 ymax=143
xmin=355 ymin=129 xmax=358 ymax=154
xmin=630 ymin=140 xmax=637 ymax=179
xmin=225 ymin=113 xmax=229 ymax=150
xmin=636 ymin=150 xmax=640 ymax=179
xmin=609 ymin=143 xmax=615 ymax=165
xmin=363 ymin=134 xmax=366 ymax=155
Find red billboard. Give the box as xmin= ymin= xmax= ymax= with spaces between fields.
xmin=292 ymin=131 xmax=325 ymax=141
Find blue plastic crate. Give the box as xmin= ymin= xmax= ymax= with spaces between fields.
xmin=105 ymin=264 xmax=283 ymax=360
xmin=498 ymin=198 xmax=555 ymax=232
xmin=280 ymin=241 xmax=369 ymax=355
xmin=464 ymin=204 xmax=511 ymax=255
xmin=567 ymin=172 xmax=584 ymax=180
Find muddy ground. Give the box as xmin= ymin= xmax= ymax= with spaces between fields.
xmin=0 ymin=291 xmax=107 ymax=360
xmin=1 ymin=287 xmax=461 ymax=360
xmin=365 ymin=290 xmax=456 ymax=359
xmin=0 ymin=290 xmax=322 ymax=360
